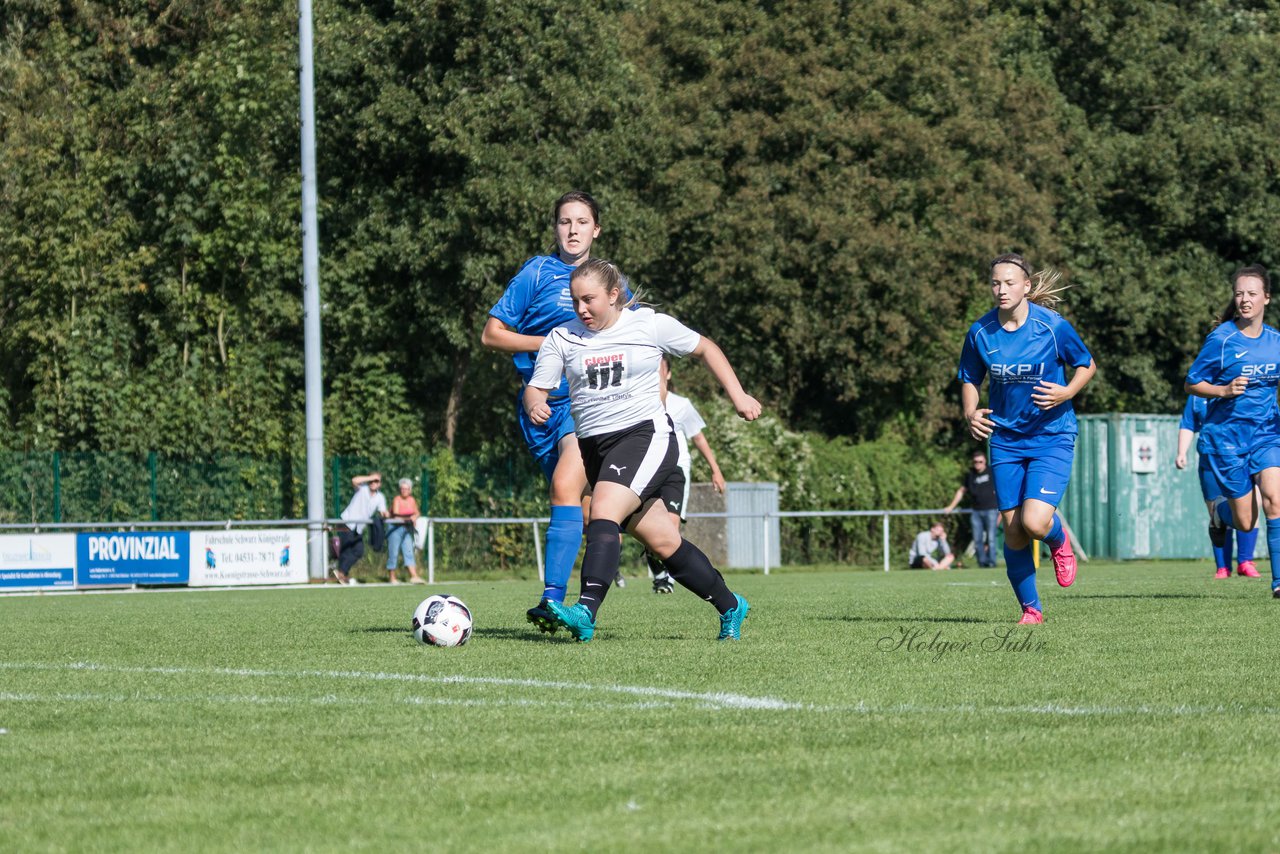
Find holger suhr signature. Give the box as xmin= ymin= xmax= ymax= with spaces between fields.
xmin=877 ymin=625 xmax=1045 ymax=662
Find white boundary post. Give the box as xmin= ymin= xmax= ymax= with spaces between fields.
xmin=533 ymin=521 xmax=543 ymax=581
xmin=882 ymin=512 xmax=891 ymax=572
xmin=762 ymin=513 xmax=771 ymax=575
xmin=427 ymin=520 xmax=435 ymax=584
xmin=298 ymin=0 xmax=327 ymax=580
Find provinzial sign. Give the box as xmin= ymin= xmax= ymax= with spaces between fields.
xmin=76 ymin=531 xmax=190 ymax=586
xmin=189 ymin=529 xmax=308 ymax=586
xmin=0 ymin=534 xmax=77 ymax=590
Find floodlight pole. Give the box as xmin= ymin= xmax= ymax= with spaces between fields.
xmin=299 ymin=0 xmax=327 ymax=579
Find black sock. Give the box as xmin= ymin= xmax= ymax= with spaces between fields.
xmin=662 ymin=539 xmax=737 ymax=613
xmin=645 ymin=550 xmax=668 ymax=577
xmin=578 ymin=519 xmax=621 ymax=618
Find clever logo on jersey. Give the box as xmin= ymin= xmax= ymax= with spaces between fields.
xmin=584 ymin=354 xmax=625 ymax=389
xmin=989 ymin=362 xmax=1045 ymax=384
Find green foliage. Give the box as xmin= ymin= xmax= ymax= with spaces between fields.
xmin=0 ymin=451 xmax=303 ymax=523
xmin=6 ymin=0 xmax=1280 ymax=480
xmin=424 ymin=447 xmax=468 ymax=516
xmin=698 ymin=394 xmax=965 ymax=562
xmin=628 ymin=0 xmax=1072 ymax=440
xmin=314 ymin=0 xmax=665 ymax=449
xmin=0 ymin=0 xmax=304 ymax=454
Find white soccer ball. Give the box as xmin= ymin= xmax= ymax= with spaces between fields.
xmin=412 ymin=594 xmax=473 ymax=647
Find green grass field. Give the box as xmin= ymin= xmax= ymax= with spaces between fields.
xmin=2 ymin=562 xmax=1277 ymax=852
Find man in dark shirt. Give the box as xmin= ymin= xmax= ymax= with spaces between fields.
xmin=944 ymin=451 xmax=1000 ymax=567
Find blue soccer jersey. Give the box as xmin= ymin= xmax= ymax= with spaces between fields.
xmin=1185 ymin=323 xmax=1280 ymax=455
xmin=957 ymin=302 xmax=1093 ymax=443
xmin=1179 ymin=394 xmax=1207 ymax=433
xmin=489 ymin=254 xmax=578 ymax=392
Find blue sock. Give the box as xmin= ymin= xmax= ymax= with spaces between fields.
xmin=1043 ymin=514 xmax=1065 ymax=550
xmin=1004 ymin=542 xmax=1040 ymax=611
xmin=1215 ymin=498 xmax=1236 ymax=529
xmin=1212 ymin=533 xmax=1233 ymax=571
xmin=542 ymin=505 xmax=584 ymax=603
xmin=1235 ymin=528 xmax=1257 ymax=564
xmin=1267 ymin=518 xmax=1280 ymax=589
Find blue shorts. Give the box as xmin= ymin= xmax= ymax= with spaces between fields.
xmin=1203 ymin=441 xmax=1280 ymax=501
xmin=990 ymin=435 xmax=1075 ymax=511
xmin=1197 ymin=456 xmax=1227 ymax=503
xmin=517 ymin=390 xmax=576 ymax=481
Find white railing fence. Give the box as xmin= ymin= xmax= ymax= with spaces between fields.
xmin=420 ymin=508 xmax=951 ymax=582
xmin=0 ymin=508 xmax=955 ymax=585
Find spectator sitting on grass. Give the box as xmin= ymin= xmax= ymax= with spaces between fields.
xmin=909 ymin=521 xmax=956 ymax=570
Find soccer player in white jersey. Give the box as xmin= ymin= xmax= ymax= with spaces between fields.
xmin=646 ymin=356 xmax=727 ymax=593
xmin=524 ymin=259 xmax=761 ymax=641
xmin=958 ymin=253 xmax=1096 ymax=624
xmin=1185 ymin=265 xmax=1280 ymax=599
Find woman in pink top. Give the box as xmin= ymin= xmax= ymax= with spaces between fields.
xmin=386 ymin=478 xmax=425 ymax=584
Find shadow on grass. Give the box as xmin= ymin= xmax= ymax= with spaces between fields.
xmin=824 ymin=615 xmax=991 ymax=625
xmin=352 ymin=625 xmax=581 ymax=644
xmin=471 ymin=626 xmax=581 ymax=643
xmin=1068 ymin=593 xmax=1226 ymax=600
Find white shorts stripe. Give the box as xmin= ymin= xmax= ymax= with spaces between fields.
xmin=627 ymin=414 xmax=674 ymax=496
xmin=679 ymin=462 xmax=691 ymax=520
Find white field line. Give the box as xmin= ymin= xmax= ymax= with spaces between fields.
xmin=0 ymin=661 xmax=801 ymax=711
xmin=0 ymin=690 xmax=672 ymax=712
xmin=2 ymin=661 xmax=1278 ymax=718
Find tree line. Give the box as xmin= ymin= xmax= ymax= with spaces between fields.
xmin=3 ymin=0 xmax=1279 ymax=468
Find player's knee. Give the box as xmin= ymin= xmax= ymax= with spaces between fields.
xmin=585 ymin=518 xmax=621 ymax=546
xmin=1003 ymin=525 xmax=1030 ymax=549
xmin=549 ymin=483 xmax=577 ymax=505
xmin=646 ymin=532 xmax=682 ymax=561
xmin=549 ymin=469 xmax=585 ymax=505
xmin=1022 ymin=518 xmax=1050 ymax=540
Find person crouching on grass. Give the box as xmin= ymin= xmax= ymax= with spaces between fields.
xmin=909 ymin=521 xmax=955 ymax=570
xmin=523 ymin=258 xmax=761 ymax=642
xmin=957 ymin=253 xmax=1096 ymax=624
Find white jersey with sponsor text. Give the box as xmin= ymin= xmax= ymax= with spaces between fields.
xmin=664 ymin=391 xmax=706 ymax=472
xmin=530 ymin=307 xmax=702 ymax=439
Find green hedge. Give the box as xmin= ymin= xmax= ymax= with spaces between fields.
xmin=697 ymin=399 xmax=969 ymax=565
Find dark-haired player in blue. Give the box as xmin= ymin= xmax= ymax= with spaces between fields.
xmin=1185 ymin=264 xmax=1280 ymax=599
xmin=1175 ymin=394 xmax=1260 ymax=578
xmin=481 ymin=191 xmax=602 ymax=631
xmin=958 ymin=253 xmax=1096 ymax=624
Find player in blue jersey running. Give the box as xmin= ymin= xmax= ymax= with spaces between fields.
xmin=1175 ymin=394 xmax=1261 ymax=578
xmin=481 ymin=190 xmax=603 ymax=631
xmin=958 ymin=253 xmax=1097 ymax=624
xmin=1184 ymin=265 xmax=1280 ymax=599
